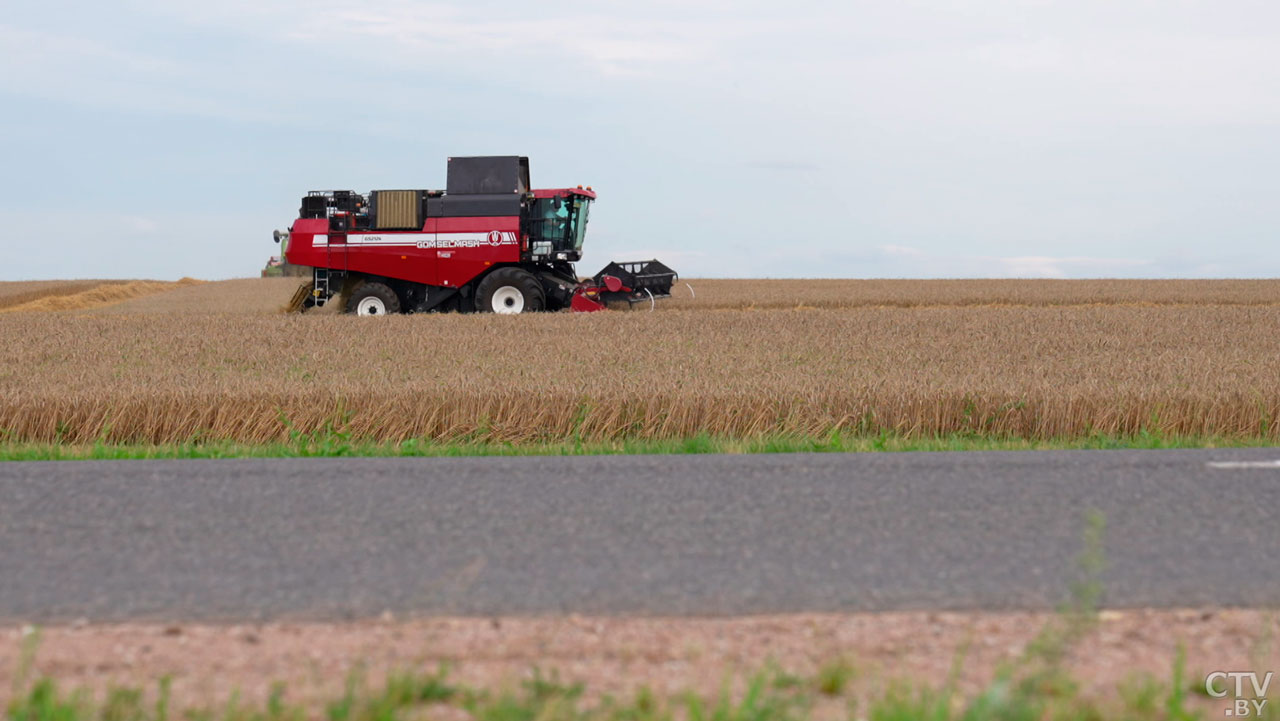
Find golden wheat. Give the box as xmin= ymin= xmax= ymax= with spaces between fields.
xmin=664 ymin=278 xmax=1280 ymax=310
xmin=0 ymin=279 xmax=202 ymax=314
xmin=14 ymin=277 xmax=1280 ymax=318
xmin=0 ymin=280 xmax=130 ymax=310
xmin=85 ymin=278 xmax=312 ymax=315
xmin=4 ymin=298 xmax=1279 ymax=444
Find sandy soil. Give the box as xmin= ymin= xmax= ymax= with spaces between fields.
xmin=3 ymin=610 xmax=1276 ymax=713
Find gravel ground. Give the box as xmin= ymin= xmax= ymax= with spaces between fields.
xmin=3 ymin=610 xmax=1276 ymax=713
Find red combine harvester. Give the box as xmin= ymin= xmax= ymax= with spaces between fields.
xmin=275 ymin=156 xmax=677 ymax=315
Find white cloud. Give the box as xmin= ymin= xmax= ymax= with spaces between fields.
xmin=879 ymin=244 xmax=926 ymax=258
xmin=0 ymin=25 xmax=179 ymax=76
xmin=138 ymin=0 xmax=755 ymax=77
xmin=122 ymin=216 xmax=161 ymax=234
xmin=868 ymin=246 xmax=1154 ymax=279
xmin=992 ymin=256 xmax=1151 ymax=279
xmin=0 ymin=23 xmax=283 ymax=123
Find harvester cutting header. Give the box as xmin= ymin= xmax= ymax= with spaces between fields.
xmin=275 ymin=156 xmax=677 ymax=315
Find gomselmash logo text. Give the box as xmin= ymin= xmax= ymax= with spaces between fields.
xmin=1205 ymin=672 xmax=1273 ymax=717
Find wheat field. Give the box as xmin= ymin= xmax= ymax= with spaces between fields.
xmin=49 ymin=277 xmax=1280 ymax=316
xmin=664 ymin=278 xmax=1280 ymax=309
xmin=0 ymin=280 xmax=129 ymax=310
xmin=0 ymin=279 xmax=201 ymax=313
xmin=2 ymin=276 xmax=1279 ymax=445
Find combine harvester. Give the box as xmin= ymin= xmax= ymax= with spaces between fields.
xmin=275 ymin=156 xmax=677 ymax=315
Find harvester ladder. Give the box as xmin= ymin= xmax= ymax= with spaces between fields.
xmin=314 ymin=268 xmax=331 ymax=307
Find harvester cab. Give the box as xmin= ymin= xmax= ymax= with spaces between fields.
xmin=276 ymin=156 xmax=676 ymax=316
xmin=527 ymin=190 xmax=591 ymax=262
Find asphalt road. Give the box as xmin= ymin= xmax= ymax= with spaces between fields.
xmin=2 ymin=449 xmax=1278 ymax=623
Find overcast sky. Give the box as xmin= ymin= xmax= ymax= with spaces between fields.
xmin=3 ymin=0 xmax=1277 ymax=279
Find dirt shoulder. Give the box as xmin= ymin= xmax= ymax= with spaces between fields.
xmin=3 ymin=609 xmax=1276 ymax=711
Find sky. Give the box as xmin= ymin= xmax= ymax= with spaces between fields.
xmin=2 ymin=0 xmax=1278 ymax=280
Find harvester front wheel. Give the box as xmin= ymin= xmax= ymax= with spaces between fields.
xmin=346 ymin=281 xmax=401 ymax=316
xmin=476 ymin=268 xmax=544 ymax=314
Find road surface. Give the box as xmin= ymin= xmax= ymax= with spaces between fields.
xmin=1 ymin=449 xmax=1277 ymax=622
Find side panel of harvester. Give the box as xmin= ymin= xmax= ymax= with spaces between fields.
xmin=284 ymin=216 xmax=522 ymax=289
xmin=285 ymin=218 xmax=338 ymax=271
xmin=425 ymin=216 xmax=522 ymax=290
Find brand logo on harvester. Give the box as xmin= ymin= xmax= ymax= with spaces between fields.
xmin=414 ymin=232 xmax=517 ymax=250
xmin=1206 ymin=672 xmax=1272 ymax=717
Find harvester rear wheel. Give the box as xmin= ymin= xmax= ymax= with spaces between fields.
xmin=476 ymin=268 xmax=544 ymax=314
xmin=345 ymin=281 xmax=401 ymax=316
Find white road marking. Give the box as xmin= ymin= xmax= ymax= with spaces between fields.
xmin=1206 ymin=460 xmax=1280 ymax=469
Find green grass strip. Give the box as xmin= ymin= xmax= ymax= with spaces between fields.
xmin=0 ymin=431 xmax=1274 ymax=461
